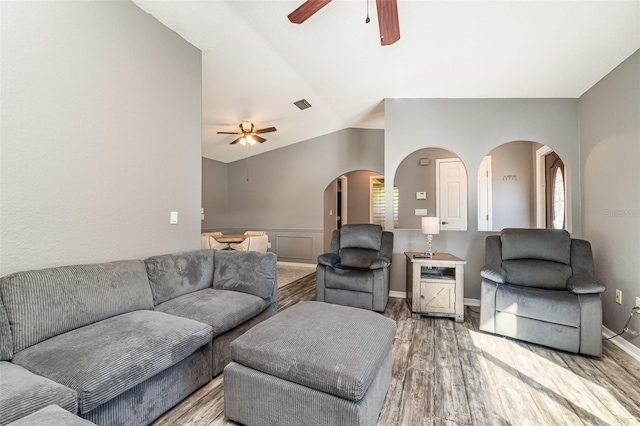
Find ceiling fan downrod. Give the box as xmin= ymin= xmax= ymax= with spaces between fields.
xmin=365 ymin=0 xmax=370 ymax=23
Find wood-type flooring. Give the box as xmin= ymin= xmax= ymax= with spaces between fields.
xmin=154 ymin=274 xmax=640 ymax=425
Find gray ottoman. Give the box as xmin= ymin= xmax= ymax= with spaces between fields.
xmin=224 ymin=301 xmax=396 ymax=426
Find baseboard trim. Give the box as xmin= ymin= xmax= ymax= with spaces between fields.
xmin=464 ymin=298 xmax=481 ymax=307
xmin=389 ymin=291 xmax=406 ymax=298
xmin=601 ymin=326 xmax=640 ymax=363
xmin=277 ymin=261 xmax=316 ymax=267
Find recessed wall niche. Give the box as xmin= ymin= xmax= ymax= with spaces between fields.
xmin=394 ymin=147 xmax=468 ymax=230
xmin=477 ymin=141 xmax=569 ymax=231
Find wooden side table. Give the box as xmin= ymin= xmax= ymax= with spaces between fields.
xmin=405 ymin=252 xmax=466 ymax=322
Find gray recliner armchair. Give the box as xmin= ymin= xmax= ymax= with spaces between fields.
xmin=316 ymin=224 xmax=393 ymax=312
xmin=480 ymin=228 xmax=606 ymax=356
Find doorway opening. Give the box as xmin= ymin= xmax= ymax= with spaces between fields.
xmin=322 ymin=170 xmax=384 ymax=252
xmin=536 ymin=145 xmax=568 ymax=230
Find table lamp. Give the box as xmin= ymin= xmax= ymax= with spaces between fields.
xmin=421 ymin=216 xmax=440 ymax=258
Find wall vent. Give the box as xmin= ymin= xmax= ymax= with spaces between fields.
xmin=293 ymin=99 xmax=312 ymax=110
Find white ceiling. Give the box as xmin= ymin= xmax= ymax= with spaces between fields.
xmin=133 ymin=0 xmax=640 ymax=163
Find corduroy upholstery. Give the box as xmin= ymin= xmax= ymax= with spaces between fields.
xmin=5 ymin=405 xmax=96 ymax=426
xmin=316 ymin=224 xmax=393 ymax=312
xmin=213 ymin=251 xmax=278 ymax=301
xmin=0 ymin=362 xmax=78 ymax=425
xmin=0 ymin=249 xmax=278 ymax=425
xmin=480 ymin=228 xmax=606 ymax=356
xmin=155 ymin=288 xmax=270 ymax=337
xmin=224 ymin=301 xmax=395 ymax=425
xmin=0 ymin=297 xmax=13 ymax=361
xmin=0 ymin=260 xmax=154 ymax=353
xmin=144 ymin=249 xmax=214 ymax=305
xmin=12 ymin=310 xmax=212 ymax=414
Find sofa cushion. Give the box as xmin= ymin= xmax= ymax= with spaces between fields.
xmin=155 ymin=288 xmax=270 ymax=337
xmin=340 ymin=224 xmax=383 ymax=251
xmin=144 ymin=250 xmax=214 ymax=306
xmin=213 ymin=251 xmax=277 ymax=301
xmin=496 ymin=284 xmax=580 ymax=327
xmin=325 ymin=267 xmax=374 ymax=293
xmin=502 ymin=259 xmax=572 ymax=290
xmin=11 ymin=310 xmax=212 ymax=414
xmin=501 ymin=228 xmax=571 ymax=265
xmin=0 ymin=361 xmax=78 ymax=425
xmin=0 ymin=261 xmax=154 ymax=353
xmin=230 ymin=301 xmax=396 ymax=402
xmin=0 ymin=297 xmax=12 ymax=360
xmin=6 ymin=405 xmax=96 ymax=426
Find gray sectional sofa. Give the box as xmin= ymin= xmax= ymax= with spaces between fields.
xmin=0 ymin=249 xmax=277 ymax=426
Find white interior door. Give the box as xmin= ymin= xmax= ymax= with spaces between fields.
xmin=436 ymin=158 xmax=468 ymax=231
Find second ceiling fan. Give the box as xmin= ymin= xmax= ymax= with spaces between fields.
xmin=288 ymin=0 xmax=400 ymax=46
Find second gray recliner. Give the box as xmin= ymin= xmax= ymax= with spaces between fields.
xmin=480 ymin=228 xmax=606 ymax=356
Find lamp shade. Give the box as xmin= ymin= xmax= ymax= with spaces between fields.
xmin=421 ymin=217 xmax=440 ymax=235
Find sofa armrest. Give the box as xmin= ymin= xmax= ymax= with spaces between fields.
xmin=213 ymin=251 xmax=277 ymax=301
xmin=318 ymin=253 xmax=340 ymax=267
xmin=480 ymin=264 xmax=507 ymax=284
xmin=567 ymin=273 xmax=606 ymax=294
xmin=369 ymin=257 xmax=391 ymax=270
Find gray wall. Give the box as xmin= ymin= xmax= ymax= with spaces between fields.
xmin=346 ymin=170 xmax=380 ymax=224
xmin=579 ymin=50 xmax=639 ymax=349
xmin=488 ymin=141 xmax=536 ymax=230
xmin=385 ymin=99 xmax=581 ymax=298
xmin=223 ymin=128 xmax=384 ymax=263
xmin=394 ymin=147 xmax=459 ymax=229
xmin=0 ymin=1 xmax=202 ymax=276
xmin=202 ymin=158 xmax=228 ymax=231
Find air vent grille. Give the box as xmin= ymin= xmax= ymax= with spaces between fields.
xmin=293 ymin=99 xmax=312 ymax=110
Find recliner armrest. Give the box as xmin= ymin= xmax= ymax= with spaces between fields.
xmin=567 ymin=273 xmax=606 ymax=294
xmin=318 ymin=253 xmax=340 ymax=267
xmin=369 ymin=257 xmax=391 ymax=270
xmin=480 ymin=264 xmax=507 ymax=284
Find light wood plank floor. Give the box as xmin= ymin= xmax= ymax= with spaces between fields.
xmin=154 ymin=275 xmax=640 ymax=425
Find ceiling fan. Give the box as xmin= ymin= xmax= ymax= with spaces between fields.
xmin=217 ymin=121 xmax=277 ymax=145
xmin=288 ymin=0 xmax=400 ymax=46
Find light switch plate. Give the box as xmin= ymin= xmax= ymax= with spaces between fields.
xmin=170 ymin=211 xmax=178 ymax=225
xmin=415 ymin=209 xmax=428 ymax=216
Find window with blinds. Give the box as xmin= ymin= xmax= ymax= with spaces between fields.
xmin=371 ymin=177 xmax=398 ymax=230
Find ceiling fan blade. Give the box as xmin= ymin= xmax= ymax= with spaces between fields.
xmin=253 ymin=135 xmax=267 ymax=143
xmin=230 ymin=136 xmax=244 ymax=145
xmin=217 ymin=131 xmax=241 ymax=135
xmin=376 ymin=0 xmax=400 ymax=46
xmin=288 ymin=0 xmax=332 ymax=24
xmin=254 ymin=126 xmax=277 ymax=134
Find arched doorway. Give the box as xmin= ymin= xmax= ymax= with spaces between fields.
xmin=322 ymin=170 xmax=384 ymax=252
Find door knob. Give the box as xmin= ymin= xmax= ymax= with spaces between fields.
xmin=441 ymin=221 xmax=449 ymax=225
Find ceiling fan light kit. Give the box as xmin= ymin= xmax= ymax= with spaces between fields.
xmin=217 ymin=121 xmax=277 ymax=146
xmin=288 ymin=0 xmax=400 ymax=46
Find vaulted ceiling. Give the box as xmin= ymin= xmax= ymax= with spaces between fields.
xmin=133 ymin=1 xmax=640 ymax=163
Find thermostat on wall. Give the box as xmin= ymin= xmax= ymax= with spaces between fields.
xmin=416 ymin=191 xmax=427 ymax=200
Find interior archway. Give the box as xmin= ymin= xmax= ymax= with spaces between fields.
xmin=322 ymin=170 xmax=383 ymax=252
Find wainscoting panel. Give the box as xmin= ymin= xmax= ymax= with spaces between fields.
xmin=276 ymin=236 xmax=312 ymax=260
